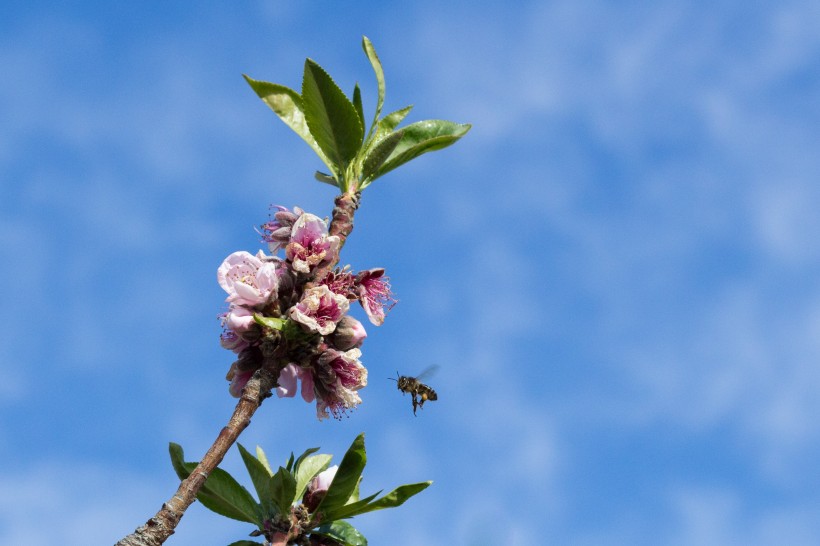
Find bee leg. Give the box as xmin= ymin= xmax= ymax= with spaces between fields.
xmin=411 ymin=394 xmax=419 ymax=415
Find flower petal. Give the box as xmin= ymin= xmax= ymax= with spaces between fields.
xmin=276 ymin=364 xmax=299 ymax=398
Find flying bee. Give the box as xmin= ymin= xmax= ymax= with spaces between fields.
xmin=390 ymin=365 xmax=438 ymax=415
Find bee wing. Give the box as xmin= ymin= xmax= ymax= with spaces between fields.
xmin=415 ymin=364 xmax=440 ymax=382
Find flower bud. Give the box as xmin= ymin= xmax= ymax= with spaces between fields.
xmin=261 ymin=205 xmax=302 ymax=253
xmin=235 ymin=345 xmax=263 ymax=372
xmin=226 ymin=346 xmax=263 ymax=397
xmin=220 ymin=330 xmax=249 ymax=353
xmin=302 ymin=465 xmax=338 ymax=512
xmin=330 ymin=316 xmax=367 ymax=350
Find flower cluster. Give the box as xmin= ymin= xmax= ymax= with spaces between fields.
xmin=218 ymin=206 xmax=396 ymax=419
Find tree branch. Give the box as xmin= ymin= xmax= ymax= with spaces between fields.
xmin=310 ymin=191 xmax=360 ymax=283
xmin=114 ymin=367 xmax=278 ymax=546
xmin=114 ymin=193 xmax=360 ymax=546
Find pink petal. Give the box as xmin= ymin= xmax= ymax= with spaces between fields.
xmin=276 ymin=364 xmax=299 ymax=398
xmin=301 ymin=370 xmax=315 ymax=403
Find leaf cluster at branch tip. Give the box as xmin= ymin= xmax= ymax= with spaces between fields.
xmin=243 ymin=36 xmax=471 ymax=193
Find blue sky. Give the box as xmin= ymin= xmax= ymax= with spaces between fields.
xmin=2 ymin=1 xmax=820 ymax=544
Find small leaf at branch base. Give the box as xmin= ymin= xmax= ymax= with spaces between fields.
xmin=314 ymin=171 xmax=339 ymax=186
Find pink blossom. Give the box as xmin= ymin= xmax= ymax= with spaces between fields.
xmin=356 ymin=268 xmax=397 ymax=326
xmin=288 ymin=285 xmax=350 ymax=335
xmin=321 ymin=268 xmax=356 ymax=299
xmin=315 ymin=348 xmax=367 ymax=420
xmin=217 ymin=251 xmax=279 ymax=307
xmin=276 ymin=363 xmax=315 ymax=403
xmin=285 ymin=213 xmax=340 ymax=275
xmin=219 ymin=324 xmax=249 ymax=354
xmin=223 ymin=304 xmax=255 ymax=334
xmin=260 ymin=205 xmax=303 ymax=253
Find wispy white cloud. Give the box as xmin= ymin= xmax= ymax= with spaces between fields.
xmin=667 ymin=485 xmax=820 ymax=546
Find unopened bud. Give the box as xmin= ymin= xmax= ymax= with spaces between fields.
xmin=236 ymin=346 xmax=263 ymax=372
xmin=330 ymin=316 xmax=367 ymax=350
xmin=303 ymin=465 xmax=338 ymax=512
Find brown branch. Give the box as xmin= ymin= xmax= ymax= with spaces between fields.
xmin=310 ymin=191 xmax=361 ymax=283
xmin=329 ymin=191 xmax=360 ymax=247
xmin=115 ymin=193 xmax=361 ymax=546
xmin=114 ymin=367 xmax=278 ymax=546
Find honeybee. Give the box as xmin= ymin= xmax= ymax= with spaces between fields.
xmin=390 ymin=365 xmax=438 ymax=415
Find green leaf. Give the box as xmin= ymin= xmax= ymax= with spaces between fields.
xmin=320 ymin=490 xmax=380 ymax=521
xmin=301 ymin=59 xmax=364 ymax=179
xmin=321 ymin=482 xmax=431 ymax=521
xmin=238 ymin=444 xmax=274 ymax=516
xmin=315 ymin=433 xmax=366 ymax=516
xmin=314 ymin=171 xmax=339 ymax=186
xmin=374 ymin=120 xmax=471 ymax=180
xmin=270 ymin=466 xmax=297 ymax=516
xmin=256 ymin=446 xmax=273 ymax=475
xmin=352 ymin=83 xmax=365 ymax=134
xmin=227 ymin=541 xmax=264 ymax=546
xmin=285 ymin=452 xmax=295 ymax=472
xmin=360 ymin=129 xmax=404 ymax=184
xmin=313 ymin=520 xmax=368 ymax=546
xmin=169 ymin=442 xmax=188 ymax=480
xmin=253 ymin=314 xmax=286 ymax=330
xmin=361 ymin=36 xmax=386 ymax=138
xmin=348 ymin=476 xmax=362 ymax=503
xmin=243 ymin=75 xmax=337 ymax=177
xmin=294 ymin=447 xmax=322 ymax=473
xmin=352 ymin=482 xmax=431 ymax=515
xmin=294 ymin=453 xmax=333 ymax=502
xmin=168 ymin=443 xmax=261 ymax=524
xmin=379 ymin=105 xmax=413 ymax=132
